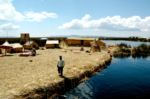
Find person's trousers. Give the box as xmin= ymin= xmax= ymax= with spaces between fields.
xmin=58 ymin=67 xmax=63 ymax=76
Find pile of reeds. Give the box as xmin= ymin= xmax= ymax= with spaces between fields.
xmin=132 ymin=44 xmax=150 ymax=58
xmin=113 ymin=43 xmax=131 ymax=58
xmin=112 ymin=43 xmax=150 ymax=58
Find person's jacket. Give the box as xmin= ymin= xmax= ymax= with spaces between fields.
xmin=57 ymin=60 xmax=65 ymax=67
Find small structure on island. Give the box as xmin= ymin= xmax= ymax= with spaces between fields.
xmin=45 ymin=40 xmax=59 ymax=48
xmin=0 ymin=41 xmax=12 ymax=55
xmin=24 ymin=41 xmax=39 ymax=50
xmin=90 ymin=40 xmax=101 ymax=52
xmin=59 ymin=39 xmax=68 ymax=49
xmin=20 ymin=33 xmax=30 ymax=44
xmin=67 ymin=37 xmax=97 ymax=46
xmin=90 ymin=40 xmax=106 ymax=52
xmin=40 ymin=38 xmax=48 ymax=47
xmin=11 ymin=43 xmax=23 ymax=53
xmin=97 ymin=40 xmax=106 ymax=49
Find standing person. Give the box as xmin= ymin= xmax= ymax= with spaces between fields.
xmin=57 ymin=56 xmax=65 ymax=76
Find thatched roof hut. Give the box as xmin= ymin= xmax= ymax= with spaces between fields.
xmin=11 ymin=43 xmax=23 ymax=53
xmin=0 ymin=41 xmax=12 ymax=55
xmin=90 ymin=40 xmax=106 ymax=52
xmin=67 ymin=37 xmax=98 ymax=46
xmin=97 ymin=40 xmax=106 ymax=49
xmin=59 ymin=39 xmax=68 ymax=49
xmin=90 ymin=40 xmax=101 ymax=52
xmin=0 ymin=41 xmax=12 ymax=49
xmin=24 ymin=41 xmax=39 ymax=50
xmin=45 ymin=40 xmax=59 ymax=48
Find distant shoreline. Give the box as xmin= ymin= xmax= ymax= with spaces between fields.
xmin=0 ymin=36 xmax=149 ymax=43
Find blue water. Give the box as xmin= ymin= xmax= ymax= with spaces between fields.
xmin=64 ymin=57 xmax=150 ymax=99
xmin=103 ymin=40 xmax=150 ymax=47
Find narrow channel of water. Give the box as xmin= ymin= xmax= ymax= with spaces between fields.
xmin=64 ymin=57 xmax=150 ymax=99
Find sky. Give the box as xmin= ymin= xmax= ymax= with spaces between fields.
xmin=0 ymin=0 xmax=150 ymax=37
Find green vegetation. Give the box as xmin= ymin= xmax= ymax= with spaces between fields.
xmin=113 ymin=43 xmax=131 ymax=58
xmin=113 ymin=43 xmax=150 ymax=58
xmin=132 ymin=44 xmax=150 ymax=58
xmin=117 ymin=43 xmax=131 ymax=48
xmin=100 ymin=37 xmax=150 ymax=42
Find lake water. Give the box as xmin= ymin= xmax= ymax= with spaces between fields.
xmin=103 ymin=40 xmax=150 ymax=47
xmin=64 ymin=57 xmax=150 ymax=99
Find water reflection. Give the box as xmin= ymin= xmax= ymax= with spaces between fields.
xmin=65 ymin=82 xmax=94 ymax=99
xmin=113 ymin=55 xmax=149 ymax=59
xmin=64 ymin=57 xmax=150 ymax=99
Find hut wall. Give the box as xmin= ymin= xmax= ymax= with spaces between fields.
xmin=3 ymin=49 xmax=12 ymax=53
xmin=45 ymin=44 xmax=59 ymax=48
xmin=13 ymin=48 xmax=23 ymax=53
xmin=24 ymin=45 xmax=32 ymax=50
xmin=83 ymin=40 xmax=92 ymax=46
xmin=46 ymin=44 xmax=54 ymax=48
xmin=1 ymin=49 xmax=4 ymax=54
xmin=67 ymin=40 xmax=81 ymax=46
xmin=59 ymin=40 xmax=68 ymax=49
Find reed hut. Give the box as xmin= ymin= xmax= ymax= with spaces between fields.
xmin=90 ymin=40 xmax=100 ymax=52
xmin=11 ymin=43 xmax=23 ymax=53
xmin=90 ymin=40 xmax=105 ymax=52
xmin=97 ymin=40 xmax=106 ymax=49
xmin=0 ymin=41 xmax=12 ymax=55
xmin=59 ymin=39 xmax=68 ymax=49
xmin=40 ymin=38 xmax=47 ymax=47
xmin=67 ymin=37 xmax=97 ymax=46
xmin=20 ymin=33 xmax=30 ymax=44
xmin=24 ymin=41 xmax=39 ymax=50
xmin=45 ymin=40 xmax=59 ymax=48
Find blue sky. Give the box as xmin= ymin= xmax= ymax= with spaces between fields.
xmin=0 ymin=0 xmax=150 ymax=37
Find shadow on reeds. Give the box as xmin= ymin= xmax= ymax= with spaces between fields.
xmin=16 ymin=76 xmax=81 ymax=99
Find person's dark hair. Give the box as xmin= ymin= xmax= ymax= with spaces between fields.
xmin=59 ymin=56 xmax=62 ymax=60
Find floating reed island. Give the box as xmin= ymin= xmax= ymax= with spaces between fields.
xmin=108 ymin=43 xmax=150 ymax=58
xmin=0 ymin=47 xmax=112 ymax=99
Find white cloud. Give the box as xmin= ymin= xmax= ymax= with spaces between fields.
xmin=0 ymin=23 xmax=19 ymax=32
xmin=59 ymin=14 xmax=150 ymax=33
xmin=0 ymin=0 xmax=58 ymax=22
xmin=0 ymin=0 xmax=24 ymax=21
xmin=0 ymin=23 xmax=20 ymax=34
xmin=25 ymin=11 xmax=58 ymax=22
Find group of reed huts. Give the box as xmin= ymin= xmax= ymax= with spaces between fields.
xmin=0 ymin=41 xmax=39 ymax=54
xmin=0 ymin=37 xmax=106 ymax=54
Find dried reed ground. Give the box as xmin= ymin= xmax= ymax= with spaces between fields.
xmin=0 ymin=47 xmax=110 ymax=99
